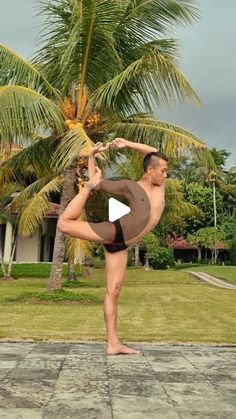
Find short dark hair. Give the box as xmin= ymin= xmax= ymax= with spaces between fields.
xmin=143 ymin=151 xmax=169 ymax=172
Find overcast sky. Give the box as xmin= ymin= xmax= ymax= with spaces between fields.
xmin=0 ymin=0 xmax=235 ymax=167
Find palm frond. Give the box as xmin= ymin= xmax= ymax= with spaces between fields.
xmin=164 ymin=178 xmax=201 ymax=213
xmin=53 ymin=127 xmax=93 ymax=169
xmin=0 ymin=86 xmax=65 ymax=144
xmin=116 ymin=0 xmax=199 ymax=41
xmin=52 ymin=127 xmax=98 ymax=170
xmin=18 ymin=176 xmax=62 ymax=236
xmin=155 ymin=178 xmax=203 ymax=238
xmin=88 ymin=48 xmax=200 ymax=116
xmin=111 ymin=153 xmax=144 ymax=181
xmin=10 ymin=175 xmax=62 ymax=208
xmin=0 ymin=179 xmax=23 ymax=202
xmin=228 ymin=166 xmax=236 ymax=175
xmin=1 ymin=137 xmax=58 ymax=180
xmin=34 ymin=0 xmax=124 ymax=93
xmin=0 ymin=44 xmax=60 ymax=98
xmin=65 ymin=236 xmax=92 ymax=264
xmin=222 ymin=184 xmax=236 ymax=196
xmin=0 ymin=210 xmax=14 ymax=225
xmin=194 ymin=149 xmax=218 ymax=168
xmin=35 ymin=0 xmax=200 ymax=114
xmin=18 ymin=195 xmax=50 ymax=237
xmin=112 ymin=116 xmax=205 ymax=155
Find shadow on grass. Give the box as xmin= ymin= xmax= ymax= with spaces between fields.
xmin=62 ymin=280 xmax=101 ymax=288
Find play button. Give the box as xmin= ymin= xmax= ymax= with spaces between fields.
xmin=86 ymin=178 xmax=151 ymax=245
xmin=108 ymin=198 xmax=131 ymax=222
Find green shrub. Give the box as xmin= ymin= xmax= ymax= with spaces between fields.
xmin=0 ymin=263 xmax=68 ymax=279
xmin=91 ymin=257 xmax=105 ymax=269
xmin=174 ymin=262 xmax=203 ymax=270
xmin=143 ymin=232 xmax=174 ymax=269
xmin=8 ymin=289 xmax=101 ymax=303
xmin=0 ymin=263 xmax=88 ymax=279
xmin=230 ymin=239 xmax=236 ymax=265
xmin=127 ymin=248 xmax=134 ymax=267
xmin=147 ymin=246 xmax=174 ymax=270
xmin=63 ymin=280 xmax=100 ymax=288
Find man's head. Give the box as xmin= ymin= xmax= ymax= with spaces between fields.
xmin=143 ymin=151 xmax=168 ymax=185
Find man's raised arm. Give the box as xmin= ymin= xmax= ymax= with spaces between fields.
xmin=112 ymin=138 xmax=157 ymax=155
xmin=88 ymin=142 xmax=111 ymax=178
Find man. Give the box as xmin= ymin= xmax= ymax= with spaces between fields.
xmin=58 ymin=138 xmax=168 ymax=355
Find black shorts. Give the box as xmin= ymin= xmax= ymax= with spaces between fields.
xmin=104 ymin=219 xmax=128 ymax=253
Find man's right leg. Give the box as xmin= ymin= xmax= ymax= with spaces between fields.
xmin=104 ymin=248 xmax=140 ymax=355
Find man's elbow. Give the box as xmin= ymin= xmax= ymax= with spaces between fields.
xmin=58 ymin=215 xmax=68 ymax=234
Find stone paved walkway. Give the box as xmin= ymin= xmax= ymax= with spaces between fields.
xmin=0 ymin=342 xmax=235 ymax=418
xmin=188 ymin=271 xmax=236 ymax=289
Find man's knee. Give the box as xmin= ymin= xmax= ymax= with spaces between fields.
xmin=107 ymin=282 xmax=123 ymax=299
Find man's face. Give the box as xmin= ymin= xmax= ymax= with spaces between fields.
xmin=149 ymin=158 xmax=168 ymax=186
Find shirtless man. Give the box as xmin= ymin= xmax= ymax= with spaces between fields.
xmin=58 ymin=138 xmax=168 ymax=355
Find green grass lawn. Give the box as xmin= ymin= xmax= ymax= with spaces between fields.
xmin=183 ymin=265 xmax=236 ymax=284
xmin=0 ymin=268 xmax=235 ymax=344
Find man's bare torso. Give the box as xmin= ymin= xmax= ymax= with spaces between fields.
xmin=120 ymin=179 xmax=165 ymax=245
xmin=138 ymin=179 xmax=165 ymax=226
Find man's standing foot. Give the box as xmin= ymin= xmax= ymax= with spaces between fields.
xmin=107 ymin=343 xmax=140 ymax=355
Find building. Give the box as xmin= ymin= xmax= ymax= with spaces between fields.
xmin=1 ymin=204 xmax=59 ymax=263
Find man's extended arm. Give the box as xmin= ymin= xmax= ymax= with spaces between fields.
xmin=112 ymin=138 xmax=157 ymax=155
xmin=88 ymin=142 xmax=111 ymax=178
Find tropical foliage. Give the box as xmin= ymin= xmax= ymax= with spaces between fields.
xmin=0 ymin=0 xmax=207 ymax=287
xmin=187 ymin=226 xmax=230 ymax=264
xmin=170 ymin=149 xmax=236 ymax=263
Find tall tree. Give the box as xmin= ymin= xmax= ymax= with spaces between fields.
xmin=170 ymin=149 xmax=236 ymax=234
xmin=0 ymin=0 xmax=205 ymax=290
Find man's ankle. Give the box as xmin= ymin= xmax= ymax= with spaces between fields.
xmin=107 ymin=340 xmax=120 ymax=347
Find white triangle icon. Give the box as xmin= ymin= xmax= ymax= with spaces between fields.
xmin=108 ymin=198 xmax=131 ymax=222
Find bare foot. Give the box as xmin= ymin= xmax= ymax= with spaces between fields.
xmin=107 ymin=343 xmax=140 ymax=355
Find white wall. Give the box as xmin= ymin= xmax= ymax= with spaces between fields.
xmin=16 ymin=230 xmax=40 ymax=262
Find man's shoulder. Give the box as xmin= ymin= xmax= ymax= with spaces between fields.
xmin=153 ymin=183 xmax=165 ymax=193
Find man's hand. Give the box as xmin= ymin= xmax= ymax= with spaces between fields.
xmin=90 ymin=142 xmax=111 ymax=156
xmin=88 ymin=142 xmax=110 ymax=179
xmin=112 ymin=137 xmax=157 ymax=155
xmin=111 ymin=138 xmax=128 ymax=149
xmin=86 ymin=166 xmax=102 ymax=191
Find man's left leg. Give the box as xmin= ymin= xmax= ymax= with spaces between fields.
xmin=104 ymin=248 xmax=140 ymax=355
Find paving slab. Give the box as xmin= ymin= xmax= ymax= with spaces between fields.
xmin=0 ymin=408 xmax=43 ymax=418
xmin=0 ymin=342 xmax=235 ymax=418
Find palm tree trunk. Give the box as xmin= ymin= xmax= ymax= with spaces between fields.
xmin=68 ymin=260 xmax=77 ymax=281
xmin=0 ymin=248 xmax=7 ymax=277
xmin=47 ymin=160 xmax=78 ymax=291
xmin=0 ymin=228 xmax=7 ymax=277
xmin=144 ymin=256 xmax=150 ymax=271
xmin=6 ymin=236 xmax=17 ymax=278
xmin=134 ymin=243 xmax=140 ymax=267
xmin=197 ymin=247 xmax=201 ymax=262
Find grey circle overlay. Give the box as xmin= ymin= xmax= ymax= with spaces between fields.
xmin=89 ymin=179 xmax=151 ymax=243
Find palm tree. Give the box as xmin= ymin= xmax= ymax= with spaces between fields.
xmin=0 ymin=0 xmax=205 ymax=290
xmin=1 ymin=138 xmax=92 ymax=276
